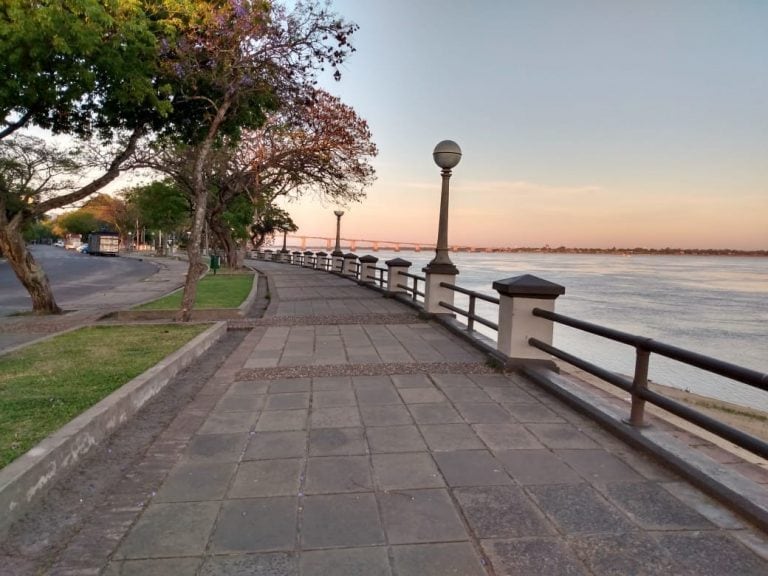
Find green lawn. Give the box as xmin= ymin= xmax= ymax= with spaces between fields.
xmin=136 ymin=272 xmax=254 ymax=310
xmin=0 ymin=324 xmax=209 ymax=468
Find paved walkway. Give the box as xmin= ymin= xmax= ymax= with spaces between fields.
xmin=5 ymin=261 xmax=768 ymax=575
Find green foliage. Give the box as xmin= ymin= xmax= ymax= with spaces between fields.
xmin=136 ymin=272 xmax=254 ymax=310
xmin=0 ymin=323 xmax=209 ymax=467
xmin=56 ymin=209 xmax=102 ymax=237
xmin=22 ymin=218 xmax=56 ymax=243
xmin=125 ymin=180 xmax=190 ymax=231
xmin=250 ymin=198 xmax=297 ymax=248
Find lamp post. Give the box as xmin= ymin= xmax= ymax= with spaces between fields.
xmin=332 ymin=210 xmax=344 ymax=256
xmin=423 ymin=140 xmax=461 ymax=314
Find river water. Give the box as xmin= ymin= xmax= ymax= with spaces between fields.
xmin=361 ymin=251 xmax=768 ymax=411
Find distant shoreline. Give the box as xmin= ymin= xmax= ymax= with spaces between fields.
xmin=477 ymin=247 xmax=768 ymax=256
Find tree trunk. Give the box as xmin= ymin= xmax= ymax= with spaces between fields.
xmin=208 ymin=216 xmax=237 ymax=268
xmin=0 ymin=213 xmax=61 ymax=314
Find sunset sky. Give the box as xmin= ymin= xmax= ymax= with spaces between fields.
xmin=279 ymin=0 xmax=767 ymax=250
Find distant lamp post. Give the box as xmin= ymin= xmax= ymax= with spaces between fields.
xmin=425 ymin=140 xmax=461 ymax=275
xmin=281 ymin=229 xmax=288 ymax=252
xmin=332 ymin=210 xmax=345 ymax=256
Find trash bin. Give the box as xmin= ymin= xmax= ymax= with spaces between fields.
xmin=210 ymin=254 xmax=221 ymax=274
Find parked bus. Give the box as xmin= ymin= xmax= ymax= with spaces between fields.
xmin=87 ymin=231 xmax=119 ymax=256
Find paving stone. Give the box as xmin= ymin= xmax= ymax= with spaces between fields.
xmin=366 ymin=425 xmax=427 ymax=453
xmin=305 ymin=456 xmax=373 ymax=493
xmin=440 ymin=385 xmax=494 ymax=403
xmin=352 ymin=375 xmax=391 ymax=389
xmin=312 ymin=376 xmax=352 ymax=391
xmin=454 ymin=402 xmax=511 ymax=423
xmin=392 ymin=374 xmax=434 ymax=388
xmin=106 ymin=558 xmax=201 ymax=575
xmin=420 ymin=424 xmax=484 ymax=451
xmin=300 ymin=547 xmax=391 ymax=576
xmin=495 ymin=449 xmax=582 ymax=485
xmin=228 ymin=380 xmax=271 ymax=395
xmin=256 ymin=409 xmax=308 ymax=431
xmin=214 ymin=394 xmax=266 ymax=413
xmin=356 ymin=385 xmax=402 ymax=405
xmin=309 ymin=427 xmax=367 ymax=456
xmin=503 ymin=402 xmax=564 ymax=422
xmin=360 ymin=404 xmax=413 ymax=426
xmin=228 ymin=459 xmax=303 ymax=498
xmin=391 ymin=542 xmax=485 ymax=576
xmin=211 ymin=497 xmax=297 ymax=553
xmin=116 ymin=501 xmax=219 ymax=558
xmin=372 ymin=453 xmax=444 ymax=490
xmin=312 ymin=390 xmax=357 ymax=407
xmin=662 ymin=481 xmax=746 ymax=529
xmin=154 ymin=461 xmax=237 ymax=502
xmin=656 ymin=532 xmax=767 ymax=576
xmin=310 ymin=406 xmax=361 ymax=428
xmin=430 ymin=373 xmax=475 ymax=387
xmin=433 ymin=450 xmax=511 ymax=486
xmin=482 ymin=538 xmax=588 ymax=575
xmin=265 ymin=392 xmax=310 ymax=410
xmin=197 ymin=411 xmax=258 ymax=435
xmin=244 ymin=430 xmax=307 ymax=460
xmin=378 ymin=489 xmax=468 ymax=544
xmin=478 ymin=384 xmax=537 ymax=404
xmin=269 ymin=378 xmax=311 ymax=393
xmin=301 ymin=493 xmax=385 ymax=549
xmin=604 ymin=482 xmax=712 ymax=530
xmin=571 ymin=532 xmax=685 ymax=576
xmin=528 ymin=484 xmax=634 ymax=535
xmin=556 ymin=449 xmax=644 ymax=486
xmin=185 ymin=433 xmax=249 ymax=462
xmin=526 ymin=423 xmax=600 ymax=449
xmin=399 ymin=388 xmax=447 ymax=404
xmin=454 ymin=485 xmax=553 ymax=538
xmin=472 ymin=423 xmax=544 ymax=450
xmin=409 ymin=403 xmax=463 ymax=424
xmin=200 ymin=553 xmax=297 ymax=576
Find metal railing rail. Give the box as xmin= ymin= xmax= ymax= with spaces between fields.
xmin=398 ymin=271 xmax=425 ymax=303
xmin=438 ymin=282 xmax=499 ymax=332
xmin=373 ymin=266 xmax=388 ymax=288
xmin=529 ymin=307 xmax=768 ymax=459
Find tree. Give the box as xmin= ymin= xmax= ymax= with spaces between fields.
xmin=124 ymin=180 xmax=191 ymax=252
xmin=250 ymin=199 xmax=297 ymax=249
xmin=56 ymin=210 xmax=102 ymax=238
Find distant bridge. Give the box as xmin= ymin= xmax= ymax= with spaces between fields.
xmin=277 ymin=235 xmax=497 ymax=253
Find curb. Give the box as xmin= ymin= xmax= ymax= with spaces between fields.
xmin=0 ymin=321 xmax=227 ymax=535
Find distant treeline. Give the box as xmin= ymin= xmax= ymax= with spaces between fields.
xmin=490 ymin=247 xmax=768 ymax=256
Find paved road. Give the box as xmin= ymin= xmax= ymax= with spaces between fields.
xmin=0 ymin=245 xmax=157 ymax=317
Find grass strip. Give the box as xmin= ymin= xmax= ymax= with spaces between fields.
xmin=136 ymin=272 xmax=254 ymax=310
xmin=0 ymin=324 xmax=209 ymax=468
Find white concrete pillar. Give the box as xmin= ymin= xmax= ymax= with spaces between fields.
xmin=342 ymin=253 xmax=358 ymax=277
xmin=292 ymin=251 xmax=302 ymax=266
xmin=386 ymin=258 xmax=411 ymax=296
xmin=423 ymin=271 xmax=457 ymax=314
xmin=316 ymin=251 xmax=329 ymax=271
xmin=492 ymin=274 xmax=565 ymax=361
xmin=331 ymin=255 xmax=344 ymax=273
xmin=359 ymin=255 xmax=378 ymax=285
xmin=303 ymin=251 xmax=314 ymax=268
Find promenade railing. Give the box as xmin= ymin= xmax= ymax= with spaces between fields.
xmin=398 ymin=271 xmax=425 ymax=304
xmin=438 ymin=282 xmax=499 ymax=334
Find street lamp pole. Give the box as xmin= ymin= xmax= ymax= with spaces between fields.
xmin=424 ymin=140 xmax=462 ymax=275
xmin=332 ymin=210 xmax=344 ymax=256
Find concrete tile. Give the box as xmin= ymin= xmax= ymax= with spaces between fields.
xmin=269 ymin=378 xmax=311 ymax=393
xmin=399 ymin=388 xmax=447 ymax=404
xmin=116 ymin=501 xmax=219 ymax=558
xmin=482 ymin=538 xmax=588 ymax=576
xmin=372 ymin=453 xmax=444 ymax=490
xmin=504 ymin=402 xmax=564 ymax=423
xmin=264 ymin=392 xmax=310 ymax=410
xmin=409 ymin=403 xmax=463 ymax=424
xmin=185 ymin=433 xmax=248 ymax=462
xmin=310 ymin=406 xmax=361 ymax=428
xmin=480 ymin=384 xmax=537 ymax=404
xmin=495 ymin=449 xmax=582 ymax=485
xmin=211 ymin=497 xmax=297 ymax=553
xmin=227 ymin=380 xmax=270 ymax=395
xmin=454 ymin=403 xmax=511 ymax=423
xmin=256 ymin=409 xmax=308 ymax=431
xmin=473 ymin=424 xmax=544 ymax=450
xmin=360 ymin=404 xmax=413 ymax=426
xmin=572 ymin=533 xmax=686 ymax=576
xmin=107 ymin=558 xmax=201 ymax=575
xmin=556 ymin=449 xmax=644 ymax=486
xmin=312 ymin=390 xmax=357 ymax=407
xmin=429 ymin=373 xmax=474 ymax=387
xmin=662 ymin=481 xmax=746 ymax=529
xmin=439 ymin=385 xmax=493 ymax=403
xmin=391 ymin=542 xmax=485 ymax=576
xmin=200 ymin=553 xmax=297 ymax=576
xmin=420 ymin=424 xmax=484 ymax=451
xmin=378 ymin=489 xmax=468 ymax=544
xmin=300 ymin=548 xmax=390 ymax=576
xmin=527 ymin=484 xmax=634 ymax=535
xmin=391 ymin=374 xmax=434 ymax=388
xmin=305 ymin=456 xmax=373 ymax=494
xmin=214 ymin=394 xmax=265 ymax=413
xmin=356 ymin=386 xmax=402 ymax=405
xmin=197 ymin=411 xmax=258 ymax=435
xmin=312 ymin=376 xmax=352 ymax=391
xmin=433 ymin=450 xmax=511 ymax=486
xmin=309 ymin=427 xmax=367 ymax=456
xmin=655 ymin=532 xmax=767 ymax=576
xmin=228 ymin=459 xmax=303 ymax=498
xmin=527 ymin=423 xmax=600 ymax=449
xmin=366 ymin=425 xmax=427 ymax=453
xmin=455 ymin=485 xmax=553 ymax=538
xmin=301 ymin=493 xmax=385 ymax=549
xmin=604 ymin=482 xmax=712 ymax=530
xmin=155 ymin=461 xmax=237 ymax=502
xmin=244 ymin=430 xmax=307 ymax=460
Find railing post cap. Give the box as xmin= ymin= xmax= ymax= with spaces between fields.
xmin=303 ymin=250 xmax=313 ymax=255
xmin=359 ymin=255 xmax=378 ymax=263
xmin=316 ymin=251 xmax=328 ymax=257
xmin=292 ymin=250 xmax=302 ymax=255
xmin=343 ymin=252 xmax=358 ymax=259
xmin=492 ymin=274 xmax=565 ymax=298
xmin=385 ymin=257 xmax=412 ymax=266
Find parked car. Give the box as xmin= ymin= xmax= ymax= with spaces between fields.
xmin=77 ymin=244 xmax=89 ymax=254
xmin=54 ymin=240 xmax=65 ymax=247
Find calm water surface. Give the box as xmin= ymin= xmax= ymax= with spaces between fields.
xmin=363 ymin=251 xmax=768 ymax=411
